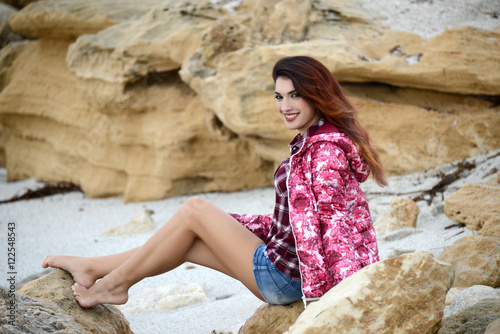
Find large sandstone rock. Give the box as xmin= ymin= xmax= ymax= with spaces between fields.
xmin=181 ymin=30 xmax=500 ymax=170
xmin=0 ymin=37 xmax=272 ymax=201
xmin=444 ymin=183 xmax=500 ymax=230
xmin=439 ymin=235 xmax=500 ymax=288
xmin=286 ymin=252 xmax=452 ymax=334
xmin=0 ymin=269 xmax=133 ymax=333
xmin=8 ymin=0 xmax=168 ymax=39
xmin=238 ymin=301 xmax=304 ymax=334
xmin=1 ymin=0 xmax=500 ymax=200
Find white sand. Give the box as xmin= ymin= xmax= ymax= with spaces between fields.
xmin=1 ymin=150 xmax=498 ymax=333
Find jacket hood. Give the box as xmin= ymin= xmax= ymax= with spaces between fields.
xmin=306 ymin=122 xmax=370 ymax=183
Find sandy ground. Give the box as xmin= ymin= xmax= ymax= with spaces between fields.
xmin=1 ymin=149 xmax=499 ymax=333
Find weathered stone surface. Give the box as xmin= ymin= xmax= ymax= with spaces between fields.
xmin=1 ymin=0 xmax=500 ymax=200
xmin=485 ymin=317 xmax=500 ymax=334
xmin=238 ymin=301 xmax=304 ymax=334
xmin=445 ymin=183 xmax=500 ymax=230
xmin=438 ymin=299 xmax=500 ymax=334
xmin=0 ymin=269 xmax=133 ymax=333
xmin=444 ymin=285 xmax=500 ymax=318
xmin=0 ymin=38 xmax=272 ymax=201
xmin=286 ymin=252 xmax=452 ymax=334
xmin=181 ymin=34 xmax=500 ymax=172
xmin=439 ymin=235 xmax=500 ymax=288
xmin=8 ymin=0 xmax=168 ymax=39
xmin=102 ymin=210 xmax=155 ymax=236
xmin=374 ymin=197 xmax=419 ymax=236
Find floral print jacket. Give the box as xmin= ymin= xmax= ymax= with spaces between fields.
xmin=231 ymin=121 xmax=379 ymax=300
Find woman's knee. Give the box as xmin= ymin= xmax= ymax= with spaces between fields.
xmin=180 ymin=197 xmax=211 ymax=222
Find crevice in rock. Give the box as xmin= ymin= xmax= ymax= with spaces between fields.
xmin=124 ymin=69 xmax=181 ymax=92
xmin=342 ymin=82 xmax=500 ymax=112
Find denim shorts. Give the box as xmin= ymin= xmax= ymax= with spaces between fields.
xmin=252 ymin=244 xmax=303 ymax=305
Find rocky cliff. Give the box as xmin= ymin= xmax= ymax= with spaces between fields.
xmin=0 ymin=0 xmax=499 ymax=201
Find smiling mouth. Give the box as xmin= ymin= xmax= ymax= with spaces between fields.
xmin=284 ymin=113 xmax=299 ymax=120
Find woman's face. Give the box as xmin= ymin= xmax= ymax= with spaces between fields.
xmin=275 ymin=76 xmax=320 ymax=134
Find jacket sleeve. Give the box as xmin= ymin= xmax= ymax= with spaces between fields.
xmin=229 ymin=213 xmax=273 ymax=242
xmin=309 ymin=141 xmax=360 ymax=286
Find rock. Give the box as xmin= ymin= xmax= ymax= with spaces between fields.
xmin=0 ymin=1 xmax=38 ymax=10
xmin=0 ymin=269 xmax=133 ymax=333
xmin=374 ymin=197 xmax=419 ymax=236
xmin=2 ymin=0 xmax=500 ymax=201
xmin=8 ymin=0 xmax=168 ymax=39
xmin=480 ymin=219 xmax=500 ymax=239
xmin=238 ymin=301 xmax=304 ymax=334
xmin=439 ymin=235 xmax=500 ymax=288
xmin=286 ymin=252 xmax=452 ymax=334
xmin=119 ymin=282 xmax=209 ymax=313
xmin=443 ymin=285 xmax=500 ymax=318
xmin=438 ymin=299 xmax=500 ymax=334
xmin=0 ymin=3 xmax=23 ymax=49
xmin=485 ymin=317 xmax=500 ymax=334
xmin=445 ymin=287 xmax=466 ymax=306
xmin=182 ymin=33 xmax=500 ymax=173
xmin=0 ymin=37 xmax=272 ymax=201
xmin=444 ymin=183 xmax=500 ymax=230
xmin=102 ymin=210 xmax=155 ymax=236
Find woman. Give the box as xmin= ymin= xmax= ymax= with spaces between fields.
xmin=42 ymin=56 xmax=387 ymax=308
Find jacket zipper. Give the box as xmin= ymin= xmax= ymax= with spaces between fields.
xmin=288 ymin=144 xmax=308 ymax=307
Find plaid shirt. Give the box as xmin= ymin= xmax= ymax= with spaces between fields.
xmin=266 ymin=118 xmax=325 ymax=281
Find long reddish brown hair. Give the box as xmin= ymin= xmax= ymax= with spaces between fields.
xmin=272 ymin=56 xmax=387 ymax=186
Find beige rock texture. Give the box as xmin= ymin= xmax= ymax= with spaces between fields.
xmin=444 ymin=183 xmax=500 ymax=230
xmin=1 ymin=269 xmax=134 ymax=333
xmin=102 ymin=209 xmax=155 ymax=236
xmin=0 ymin=0 xmax=499 ymax=201
xmin=374 ymin=197 xmax=419 ymax=236
xmin=285 ymin=252 xmax=452 ymax=334
xmin=485 ymin=317 xmax=500 ymax=334
xmin=238 ymin=301 xmax=304 ymax=334
xmin=439 ymin=235 xmax=500 ymax=289
xmin=438 ymin=299 xmax=500 ymax=334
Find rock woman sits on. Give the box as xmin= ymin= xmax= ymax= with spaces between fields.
xmin=42 ymin=56 xmax=387 ymax=308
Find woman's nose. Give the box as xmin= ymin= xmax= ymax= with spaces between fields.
xmin=281 ymin=99 xmax=292 ymax=112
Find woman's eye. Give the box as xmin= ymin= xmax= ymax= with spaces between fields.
xmin=275 ymin=95 xmax=282 ymax=100
xmin=291 ymin=93 xmax=300 ymax=98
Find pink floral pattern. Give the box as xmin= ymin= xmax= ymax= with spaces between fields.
xmin=232 ymin=122 xmax=379 ymax=300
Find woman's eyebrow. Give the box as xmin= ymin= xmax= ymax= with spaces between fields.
xmin=274 ymin=89 xmax=297 ymax=95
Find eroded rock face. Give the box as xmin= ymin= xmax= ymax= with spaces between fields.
xmin=439 ymin=235 xmax=500 ymax=288
xmin=445 ymin=183 xmax=500 ymax=230
xmin=0 ymin=269 xmax=133 ymax=334
xmin=285 ymin=252 xmax=452 ymax=334
xmin=1 ymin=0 xmax=500 ymax=200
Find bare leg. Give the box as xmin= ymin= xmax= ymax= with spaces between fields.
xmin=70 ymin=197 xmax=264 ymax=308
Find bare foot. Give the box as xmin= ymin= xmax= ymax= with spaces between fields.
xmin=71 ymin=275 xmax=129 ymax=308
xmin=42 ymin=255 xmax=99 ymax=288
